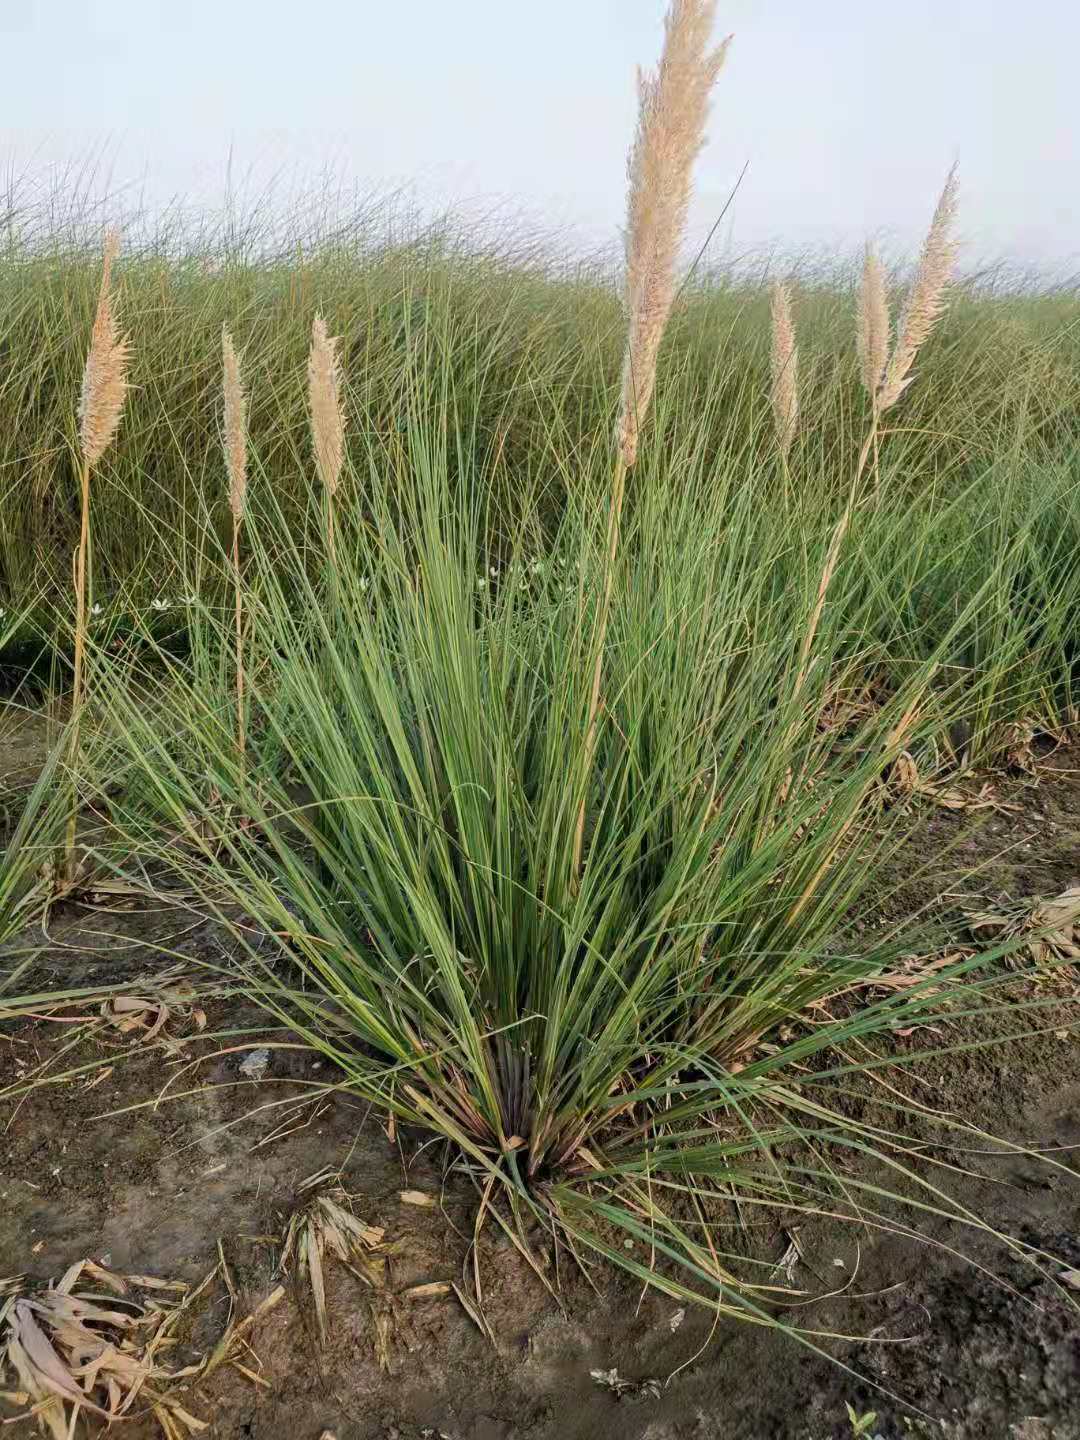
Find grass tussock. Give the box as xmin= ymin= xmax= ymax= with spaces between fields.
xmin=0 ymin=0 xmax=1078 ymax=1372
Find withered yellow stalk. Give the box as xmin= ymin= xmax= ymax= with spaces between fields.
xmin=307 ymin=313 xmax=345 ymax=564
xmin=769 ymin=280 xmax=798 ymax=464
xmin=65 ymin=229 xmax=129 ymax=877
xmin=222 ymin=327 xmax=248 ymax=758
xmin=572 ymin=0 xmax=730 ymax=879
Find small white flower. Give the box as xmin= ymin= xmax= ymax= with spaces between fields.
xmin=531 ymin=560 xmax=543 ymax=574
xmin=489 ymin=565 xmax=498 ymax=578
xmin=91 ymin=603 xmax=103 ymax=617
xmin=476 ymin=577 xmax=487 ymax=590
xmin=360 ymin=576 xmax=369 ymax=592
xmin=150 ymin=597 xmax=169 ymax=611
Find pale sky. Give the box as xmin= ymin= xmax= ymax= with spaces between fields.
xmin=3 ymin=1 xmax=1078 ymax=270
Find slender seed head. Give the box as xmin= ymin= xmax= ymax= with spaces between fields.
xmin=617 ymin=0 xmax=731 ymax=467
xmin=878 ymin=167 xmax=959 ymax=412
xmin=307 ymin=313 xmax=345 ymax=499
xmin=78 ymin=229 xmax=130 ymax=467
xmin=769 ymin=280 xmax=798 ymax=459
xmin=857 ymin=247 xmax=890 ymax=400
xmin=222 ymin=327 xmax=248 ymax=522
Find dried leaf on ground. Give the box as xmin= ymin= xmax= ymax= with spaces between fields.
xmin=0 ymin=1260 xmax=194 ymax=1438
xmin=968 ymin=885 xmax=1080 ymax=969
xmin=1 ymin=1255 xmax=285 ymax=1438
xmin=590 ymin=1366 xmax=662 ymax=1400
xmin=887 ymin=750 xmax=1016 ymax=813
xmin=280 ymin=1169 xmax=385 ymax=1342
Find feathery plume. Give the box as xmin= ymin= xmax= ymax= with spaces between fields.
xmin=66 ymin=230 xmax=129 ymax=882
xmin=769 ymin=280 xmax=798 ymax=459
xmin=574 ymin=1 xmax=730 ymax=882
xmin=221 ymin=328 xmax=247 ymax=520
xmin=877 ymin=168 xmax=959 ymax=412
xmin=617 ymin=0 xmax=731 ymax=467
xmin=78 ymin=229 xmax=129 ymax=467
xmin=856 ymin=247 xmax=890 ymax=399
xmin=307 ymin=314 xmax=345 ymax=499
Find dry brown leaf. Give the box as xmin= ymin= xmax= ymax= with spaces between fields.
xmin=101 ymin=995 xmax=171 ymax=1042
xmin=891 ymin=751 xmax=919 ymax=795
xmin=0 ymin=1260 xmax=215 ymax=1438
xmin=967 ymin=884 xmax=1080 ymax=971
xmin=399 ymin=1190 xmax=435 ymax=1208
xmin=280 ymin=1174 xmax=383 ymax=1344
xmin=403 ymin=1282 xmax=451 ymax=1300
xmin=125 ymin=1275 xmax=189 ymax=1292
xmin=154 ymin=1399 xmax=210 ymax=1435
xmin=1004 ymin=720 xmax=1039 ymax=775
xmin=886 ymin=752 xmax=1014 ymax=815
xmin=8 ymin=1300 xmax=110 ymax=1416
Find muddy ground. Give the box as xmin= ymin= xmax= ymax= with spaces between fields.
xmin=1 ymin=728 xmax=1079 ymax=1439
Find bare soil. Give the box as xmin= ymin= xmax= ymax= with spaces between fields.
xmin=2 ymin=734 xmax=1079 ymax=1440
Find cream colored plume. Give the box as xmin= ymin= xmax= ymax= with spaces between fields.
xmin=769 ymin=280 xmax=798 ymax=459
xmin=617 ymin=0 xmax=731 ymax=467
xmin=78 ymin=230 xmax=130 ymax=467
xmin=877 ymin=168 xmax=959 ymax=411
xmin=221 ymin=327 xmax=248 ymax=520
xmin=307 ymin=313 xmax=345 ymax=498
xmin=856 ymin=247 xmax=890 ymax=399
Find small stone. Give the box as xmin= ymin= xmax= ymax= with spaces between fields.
xmin=239 ymin=1048 xmax=271 ymax=1081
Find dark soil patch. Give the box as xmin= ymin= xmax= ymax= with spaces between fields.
xmin=1 ymin=741 xmax=1079 ymax=1438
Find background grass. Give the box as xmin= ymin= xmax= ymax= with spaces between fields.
xmin=1 ymin=194 xmax=1079 ymax=609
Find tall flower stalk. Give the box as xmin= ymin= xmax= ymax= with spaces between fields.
xmin=222 ymin=327 xmax=248 ymax=758
xmin=856 ymin=246 xmax=890 ymax=488
xmin=572 ymin=0 xmax=730 ymax=878
xmin=855 ymin=167 xmax=959 ymax=490
xmin=769 ymin=279 xmax=799 ymax=466
xmin=307 ymin=313 xmax=345 ymax=566
xmin=812 ymin=171 xmax=960 ymax=715
xmin=65 ymin=230 xmax=129 ymax=878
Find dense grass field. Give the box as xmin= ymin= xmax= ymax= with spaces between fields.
xmin=1 ymin=208 xmax=1079 ymax=609
xmin=1 ymin=4 xmax=1079 ymax=1429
